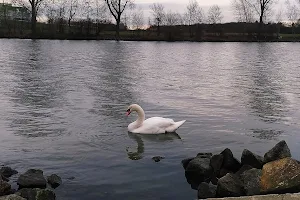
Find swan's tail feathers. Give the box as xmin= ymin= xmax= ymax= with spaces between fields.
xmin=166 ymin=120 xmax=186 ymax=133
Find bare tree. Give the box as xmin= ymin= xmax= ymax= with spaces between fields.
xmin=131 ymin=8 xmax=144 ymax=30
xmin=165 ymin=10 xmax=182 ymax=26
xmin=184 ymin=0 xmax=204 ymax=37
xmin=66 ymin=0 xmax=78 ymax=30
xmin=245 ymin=0 xmax=275 ymax=24
xmin=150 ymin=3 xmax=165 ymax=36
xmin=104 ymin=0 xmax=134 ymax=40
xmin=185 ymin=0 xmax=205 ymax=25
xmin=93 ymin=0 xmax=110 ymax=34
xmin=285 ymin=0 xmax=299 ymax=24
xmin=232 ymin=0 xmax=254 ymax=22
xmin=15 ymin=0 xmax=45 ymax=36
xmin=208 ymin=5 xmax=223 ymax=24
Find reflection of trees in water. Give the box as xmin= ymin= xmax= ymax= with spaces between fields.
xmin=9 ymin=40 xmax=66 ymax=137
xmin=126 ymin=132 xmax=181 ymax=160
xmin=233 ymin=44 xmax=288 ymax=139
xmin=247 ymin=44 xmax=286 ymax=123
xmin=250 ymin=129 xmax=283 ymax=140
xmin=87 ymin=42 xmax=137 ymax=121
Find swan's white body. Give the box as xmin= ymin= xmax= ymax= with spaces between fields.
xmin=126 ymin=104 xmax=186 ymax=134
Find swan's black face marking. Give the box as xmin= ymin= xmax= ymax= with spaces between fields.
xmin=126 ymin=109 xmax=131 ymax=116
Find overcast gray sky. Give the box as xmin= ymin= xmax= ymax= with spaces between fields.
xmin=131 ymin=0 xmax=288 ymax=24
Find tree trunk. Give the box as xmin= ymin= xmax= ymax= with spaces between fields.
xmin=31 ymin=4 xmax=37 ymax=37
xmin=116 ymin=18 xmax=120 ymax=41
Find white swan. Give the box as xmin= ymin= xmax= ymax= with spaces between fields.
xmin=126 ymin=104 xmax=186 ymax=134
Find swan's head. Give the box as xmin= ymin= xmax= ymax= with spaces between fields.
xmin=126 ymin=104 xmax=142 ymax=116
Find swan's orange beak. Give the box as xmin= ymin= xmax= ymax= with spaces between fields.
xmin=126 ymin=109 xmax=131 ymax=116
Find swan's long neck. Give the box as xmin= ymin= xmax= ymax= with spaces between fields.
xmin=135 ymin=106 xmax=145 ymax=126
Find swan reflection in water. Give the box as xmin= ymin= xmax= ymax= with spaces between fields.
xmin=126 ymin=132 xmax=182 ymax=160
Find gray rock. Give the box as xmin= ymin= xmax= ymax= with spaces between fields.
xmin=241 ymin=149 xmax=264 ymax=169
xmin=216 ymin=173 xmax=244 ymax=197
xmin=0 ymin=178 xmax=11 ymax=196
xmin=240 ymin=168 xmax=262 ymax=196
xmin=152 ymin=156 xmax=164 ymax=162
xmin=219 ymin=168 xmax=233 ymax=178
xmin=210 ymin=154 xmax=224 ymax=177
xmin=197 ymin=153 xmax=213 ymax=159
xmin=16 ymin=188 xmax=55 ymax=200
xmin=235 ymin=164 xmax=253 ymax=177
xmin=17 ymin=169 xmax=47 ymax=189
xmin=181 ymin=158 xmax=194 ymax=170
xmin=198 ymin=182 xmax=217 ymax=199
xmin=0 ymin=195 xmax=26 ymax=200
xmin=47 ymin=174 xmax=62 ymax=189
xmin=1 ymin=174 xmax=9 ymax=182
xmin=264 ymin=140 xmax=291 ymax=163
xmin=185 ymin=157 xmax=213 ymax=187
xmin=220 ymin=148 xmax=241 ymax=173
xmin=0 ymin=167 xmax=18 ymax=178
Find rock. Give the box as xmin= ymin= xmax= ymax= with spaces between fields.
xmin=17 ymin=169 xmax=47 ymax=189
xmin=1 ymin=175 xmax=9 ymax=182
xmin=152 ymin=156 xmax=164 ymax=162
xmin=261 ymin=157 xmax=300 ymax=194
xmin=220 ymin=148 xmax=241 ymax=173
xmin=47 ymin=174 xmax=62 ymax=189
xmin=235 ymin=164 xmax=253 ymax=177
xmin=181 ymin=158 xmax=194 ymax=170
xmin=16 ymin=188 xmax=55 ymax=200
xmin=185 ymin=157 xmax=213 ymax=187
xmin=210 ymin=176 xmax=219 ymax=185
xmin=241 ymin=149 xmax=264 ymax=169
xmin=197 ymin=153 xmax=213 ymax=159
xmin=240 ymin=168 xmax=262 ymax=196
xmin=219 ymin=168 xmax=233 ymax=178
xmin=210 ymin=154 xmax=224 ymax=177
xmin=0 ymin=194 xmax=26 ymax=200
xmin=0 ymin=178 xmax=11 ymax=196
xmin=216 ymin=173 xmax=244 ymax=197
xmin=0 ymin=167 xmax=18 ymax=178
xmin=264 ymin=140 xmax=291 ymax=163
xmin=198 ymin=182 xmax=217 ymax=199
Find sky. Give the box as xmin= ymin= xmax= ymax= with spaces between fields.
xmin=133 ymin=0 xmax=235 ymax=23
xmin=129 ymin=0 xmax=290 ymax=25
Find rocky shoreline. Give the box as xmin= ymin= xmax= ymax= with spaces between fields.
xmin=182 ymin=140 xmax=300 ymax=199
xmin=0 ymin=167 xmax=61 ymax=200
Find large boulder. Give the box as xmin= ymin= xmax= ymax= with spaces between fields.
xmin=197 ymin=153 xmax=213 ymax=159
xmin=241 ymin=149 xmax=264 ymax=169
xmin=216 ymin=173 xmax=244 ymax=197
xmin=264 ymin=140 xmax=291 ymax=163
xmin=0 ymin=195 xmax=26 ymax=200
xmin=185 ymin=157 xmax=213 ymax=188
xmin=210 ymin=154 xmax=224 ymax=177
xmin=47 ymin=174 xmax=62 ymax=189
xmin=261 ymin=157 xmax=300 ymax=194
xmin=16 ymin=188 xmax=55 ymax=200
xmin=0 ymin=167 xmax=18 ymax=178
xmin=197 ymin=182 xmax=217 ymax=199
xmin=181 ymin=158 xmax=194 ymax=170
xmin=220 ymin=148 xmax=241 ymax=173
xmin=240 ymin=168 xmax=262 ymax=196
xmin=235 ymin=164 xmax=253 ymax=177
xmin=0 ymin=178 xmax=11 ymax=196
xmin=17 ymin=169 xmax=47 ymax=189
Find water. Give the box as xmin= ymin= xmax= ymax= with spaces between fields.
xmin=0 ymin=40 xmax=300 ymax=200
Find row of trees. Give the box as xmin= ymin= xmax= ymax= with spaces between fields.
xmin=1 ymin=0 xmax=300 ymax=39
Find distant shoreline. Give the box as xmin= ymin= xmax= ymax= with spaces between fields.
xmin=0 ymin=35 xmax=299 ymax=42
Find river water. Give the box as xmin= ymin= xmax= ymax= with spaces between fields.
xmin=0 ymin=39 xmax=300 ymax=200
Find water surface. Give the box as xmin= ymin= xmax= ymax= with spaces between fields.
xmin=0 ymin=40 xmax=300 ymax=200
